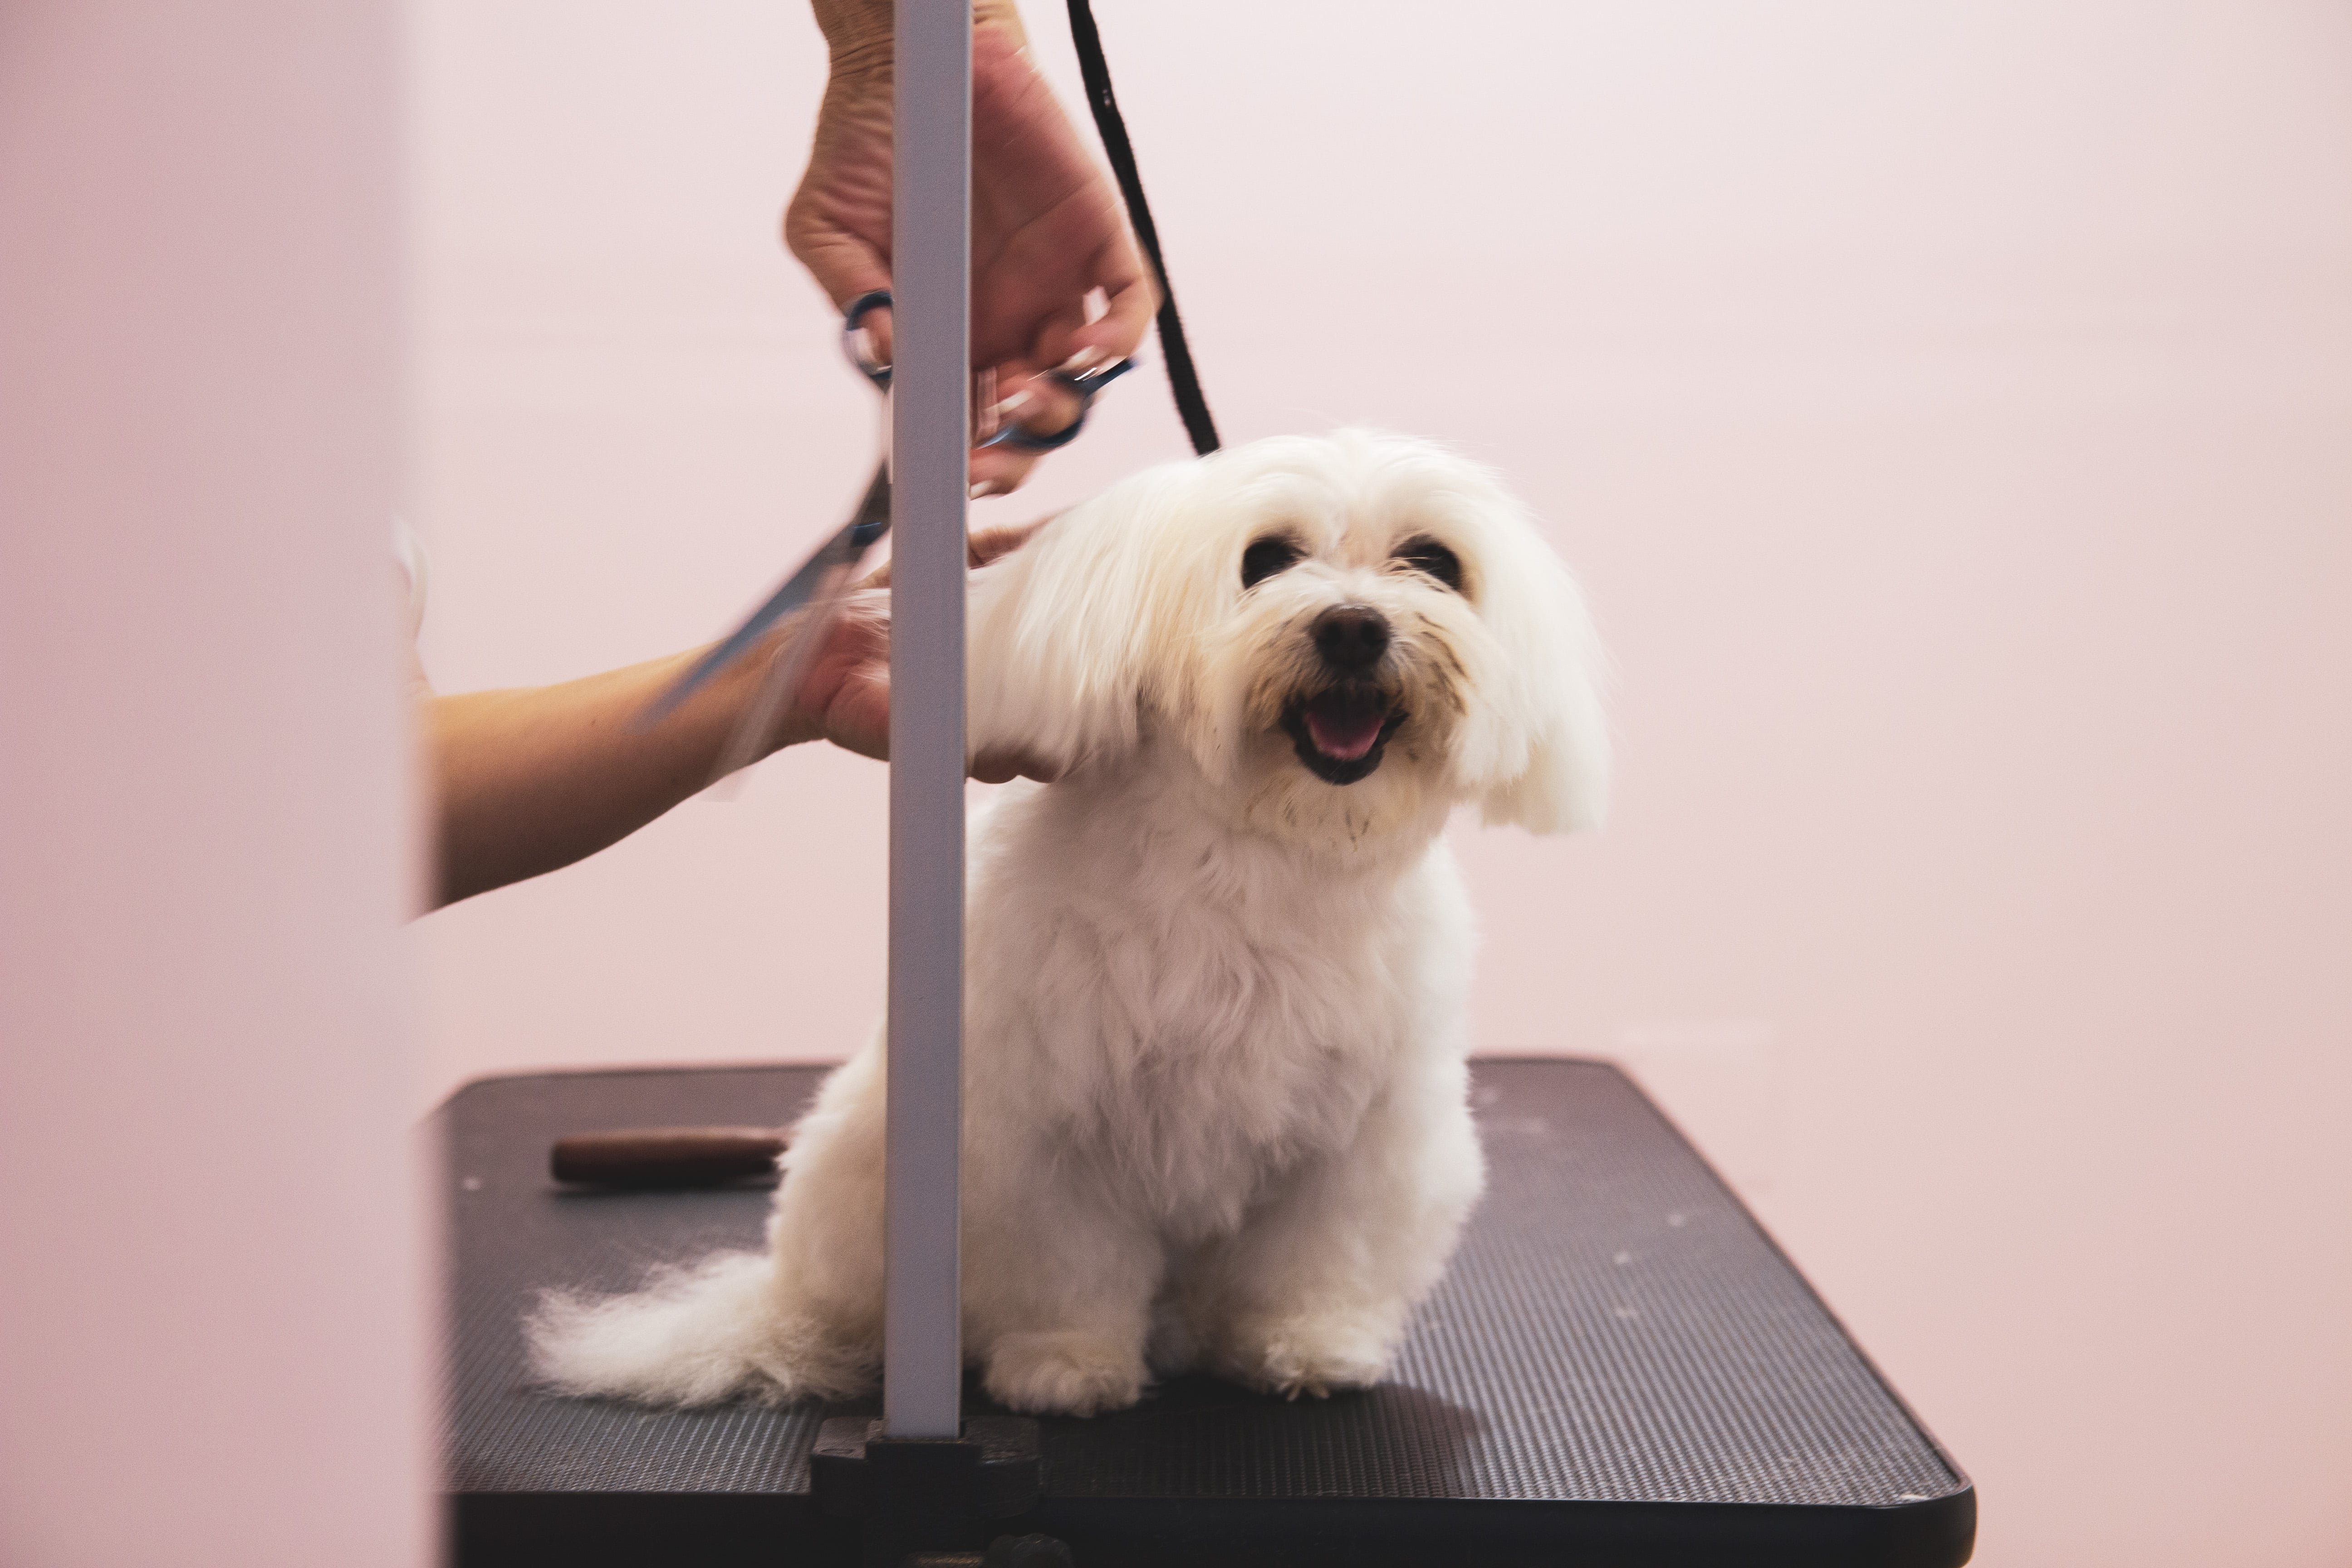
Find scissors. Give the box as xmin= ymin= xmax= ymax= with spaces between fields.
xmin=640 ymin=290 xmax=1133 ymax=779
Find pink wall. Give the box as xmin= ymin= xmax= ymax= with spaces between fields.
xmin=0 ymin=3 xmax=426 ymax=1564
xmin=411 ymin=3 xmax=2352 ymax=1564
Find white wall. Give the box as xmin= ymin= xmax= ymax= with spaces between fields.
xmin=410 ymin=3 xmax=2352 ymax=1564
xmin=0 ymin=5 xmax=425 ymax=1564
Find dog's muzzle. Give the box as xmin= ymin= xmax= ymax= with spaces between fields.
xmin=1282 ymin=605 xmax=1406 ymax=785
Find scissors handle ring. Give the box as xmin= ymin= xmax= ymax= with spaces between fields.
xmin=842 ymin=289 xmax=894 ymax=390
xmin=978 ymin=356 xmax=1137 ymax=452
xmin=848 ymin=287 xmax=1134 ymax=452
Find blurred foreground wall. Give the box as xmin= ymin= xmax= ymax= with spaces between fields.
xmin=0 ymin=5 xmax=425 ymax=1564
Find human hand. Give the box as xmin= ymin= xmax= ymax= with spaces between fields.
xmin=775 ymin=517 xmax=1058 ymax=781
xmin=789 ymin=0 xmax=1158 ymax=496
xmin=425 ymin=519 xmax=1056 ymax=908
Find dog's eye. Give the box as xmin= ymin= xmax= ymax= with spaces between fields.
xmin=1394 ymin=538 xmax=1464 ymax=592
xmin=1240 ymin=537 xmax=1304 ymax=589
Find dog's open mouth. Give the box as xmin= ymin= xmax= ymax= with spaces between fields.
xmin=1281 ymin=687 xmax=1405 ymax=785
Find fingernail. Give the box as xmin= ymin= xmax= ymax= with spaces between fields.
xmin=1057 ymin=345 xmax=1104 ymax=374
xmin=970 ymin=480 xmax=1003 ymax=500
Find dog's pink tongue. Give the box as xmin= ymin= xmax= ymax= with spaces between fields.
xmin=1306 ymin=698 xmax=1385 ymax=761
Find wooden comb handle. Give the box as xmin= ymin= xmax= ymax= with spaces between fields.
xmin=549 ymin=1126 xmax=785 ymax=1188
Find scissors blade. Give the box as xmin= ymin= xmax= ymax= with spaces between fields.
xmin=639 ymin=463 xmax=890 ymax=730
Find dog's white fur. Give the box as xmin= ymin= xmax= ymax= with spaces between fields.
xmin=528 ymin=431 xmax=1607 ymax=1416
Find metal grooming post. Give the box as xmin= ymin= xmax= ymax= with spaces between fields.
xmin=883 ymin=0 xmax=970 ymax=1441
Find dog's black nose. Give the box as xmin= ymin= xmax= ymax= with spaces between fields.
xmin=1311 ymin=604 xmax=1391 ymax=671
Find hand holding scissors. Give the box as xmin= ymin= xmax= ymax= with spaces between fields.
xmin=642 ymin=292 xmax=1132 ymax=782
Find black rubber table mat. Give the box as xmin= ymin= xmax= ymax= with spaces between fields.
xmin=441 ymin=1058 xmax=1973 ymax=1566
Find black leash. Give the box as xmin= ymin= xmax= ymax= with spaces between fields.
xmin=1065 ymin=0 xmax=1221 ymax=456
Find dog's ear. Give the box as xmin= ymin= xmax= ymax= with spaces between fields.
xmin=965 ymin=476 xmax=1186 ymax=775
xmin=1460 ymin=529 xmax=1612 ymax=835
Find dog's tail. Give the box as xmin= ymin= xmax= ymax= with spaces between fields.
xmin=524 ymin=1251 xmax=865 ymax=1408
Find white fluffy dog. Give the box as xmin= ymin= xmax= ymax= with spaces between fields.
xmin=529 ymin=430 xmax=1607 ymax=1417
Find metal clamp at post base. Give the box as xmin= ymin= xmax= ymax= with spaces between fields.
xmin=812 ymin=1416 xmax=1064 ymax=1568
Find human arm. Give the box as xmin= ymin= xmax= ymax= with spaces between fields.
xmin=422 ymin=520 xmax=1047 ymax=910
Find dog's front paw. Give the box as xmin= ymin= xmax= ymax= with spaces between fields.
xmin=982 ymin=1330 xmax=1147 ymax=1417
xmin=1215 ymin=1312 xmax=1397 ymax=1401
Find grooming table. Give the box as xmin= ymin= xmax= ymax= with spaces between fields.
xmin=441 ymin=1058 xmax=1974 ymax=1566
